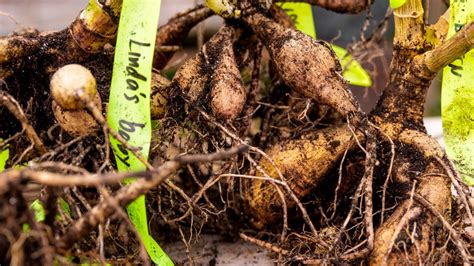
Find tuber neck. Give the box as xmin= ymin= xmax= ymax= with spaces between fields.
xmin=371 ymin=49 xmax=434 ymax=132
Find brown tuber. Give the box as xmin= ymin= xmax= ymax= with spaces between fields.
xmin=244 ymin=12 xmax=361 ymax=117
xmin=151 ymin=72 xmax=171 ymax=119
xmin=208 ymin=25 xmax=247 ymax=121
xmin=245 ymin=125 xmax=358 ymax=227
xmin=172 ymin=52 xmax=209 ymax=104
xmin=172 ymin=24 xmax=246 ymax=121
xmin=52 ymin=94 xmax=102 ymax=137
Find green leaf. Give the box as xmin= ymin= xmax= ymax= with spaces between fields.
xmin=441 ymin=0 xmax=474 ymax=185
xmin=390 ymin=0 xmax=408 ymax=9
xmin=0 ymin=139 xmax=9 ymax=171
xmin=31 ymin=200 xmax=46 ymax=222
xmin=106 ymin=0 xmax=173 ymax=264
xmin=30 ymin=197 xmax=70 ymax=224
xmin=59 ymin=198 xmax=72 ymax=217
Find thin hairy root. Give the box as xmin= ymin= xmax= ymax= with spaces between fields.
xmin=379 ymin=128 xmax=395 ymax=224
xmin=244 ymin=12 xmax=361 ymax=117
xmin=239 ymin=233 xmax=290 ymax=255
xmin=246 ymin=154 xmax=322 ymax=243
xmin=414 ymin=194 xmax=472 ymax=264
xmin=276 ymin=0 xmax=372 ymax=14
xmin=325 ymin=171 xmax=366 ymax=262
xmin=83 ymin=91 xmax=198 ymax=222
xmin=362 ymin=126 xmax=377 ymax=251
xmin=99 ymin=188 xmax=151 ymax=266
xmin=153 ymin=6 xmax=213 ymax=69
xmin=82 ymin=97 xmax=150 ymax=168
xmin=434 ymin=156 xmax=474 ymax=227
xmin=193 ymin=104 xmax=322 ymax=240
xmin=244 ymin=124 xmax=359 ymax=227
xmin=379 ymin=181 xmax=417 ymax=265
xmin=302 ymin=248 xmax=370 ymax=264
xmin=56 ymin=145 xmax=246 ymax=251
xmin=0 ymin=90 xmax=46 ymax=154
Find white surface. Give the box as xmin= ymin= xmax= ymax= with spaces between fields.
xmin=424 ymin=117 xmax=445 ymax=147
xmin=164 ymin=235 xmax=274 ymax=265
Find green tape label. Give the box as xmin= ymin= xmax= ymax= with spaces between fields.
xmin=278 ymin=3 xmax=316 ymax=38
xmin=278 ymin=3 xmax=372 ymax=87
xmin=390 ymin=0 xmax=408 ymax=9
xmin=106 ymin=0 xmax=173 ymax=264
xmin=442 ymin=0 xmax=474 ymax=185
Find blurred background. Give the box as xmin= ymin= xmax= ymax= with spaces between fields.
xmin=0 ymin=0 xmax=448 ymax=116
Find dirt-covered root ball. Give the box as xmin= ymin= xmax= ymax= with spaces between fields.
xmin=52 ymin=93 xmax=102 ymax=137
xmin=151 ymin=72 xmax=171 ymax=119
xmin=50 ymin=64 xmax=97 ymax=110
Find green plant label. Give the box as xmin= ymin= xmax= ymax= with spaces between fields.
xmin=278 ymin=2 xmax=316 ymax=38
xmin=390 ymin=0 xmax=408 ymax=9
xmin=331 ymin=45 xmax=372 ymax=87
xmin=106 ymin=0 xmax=173 ymax=264
xmin=278 ymin=3 xmax=372 ymax=87
xmin=442 ymin=0 xmax=474 ymax=185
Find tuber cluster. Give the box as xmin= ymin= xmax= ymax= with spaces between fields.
xmin=0 ymin=0 xmax=473 ymax=265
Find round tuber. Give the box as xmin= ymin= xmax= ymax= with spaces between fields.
xmin=50 ymin=64 xmax=97 ymax=110
xmin=50 ymin=64 xmax=101 ymax=137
